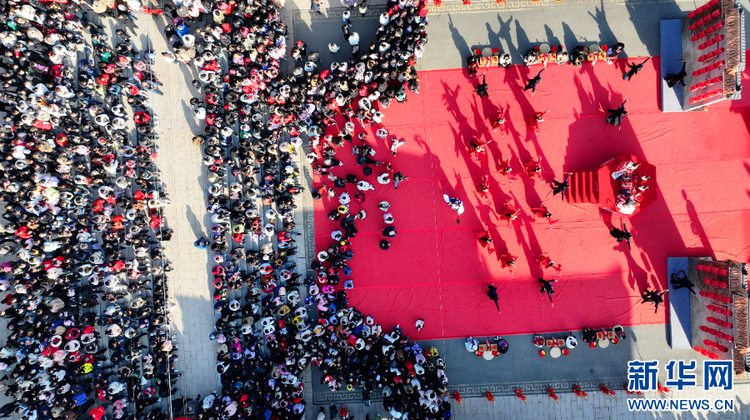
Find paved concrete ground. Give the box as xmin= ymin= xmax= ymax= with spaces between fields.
xmin=328 ymin=384 xmax=749 ymax=420
xmin=111 ymin=13 xmax=221 ymax=400
xmin=290 ymin=0 xmax=750 ymax=71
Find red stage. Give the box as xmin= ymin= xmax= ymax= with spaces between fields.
xmin=313 ymin=55 xmax=750 ymax=340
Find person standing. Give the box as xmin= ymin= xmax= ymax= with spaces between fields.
xmin=491 ymin=109 xmax=506 ymax=135
xmin=500 ymin=253 xmax=517 ymax=277
xmin=623 ymin=57 xmax=650 ymax=81
xmin=329 ymin=404 xmax=338 ymax=420
xmin=524 ymin=69 xmax=544 ymax=96
xmin=415 ymin=319 xmax=424 ymax=331
xmin=357 ymin=0 xmax=368 ymax=16
xmin=467 ymin=55 xmax=479 ymax=77
xmin=393 ymin=171 xmax=408 ymax=189
xmin=390 ymin=137 xmax=406 ymax=156
xmin=605 ymin=100 xmax=629 ymax=129
xmin=640 ymin=289 xmax=667 ymax=313
xmin=537 ymin=252 xmax=562 ymax=274
xmin=487 ymin=284 xmax=501 ymax=312
xmin=311 ymin=0 xmax=322 ymax=14
xmin=550 ymin=176 xmax=569 ymax=196
xmin=665 ymin=62 xmax=687 ymax=88
xmin=530 ymin=203 xmax=555 ymax=228
xmin=538 ymin=278 xmax=556 ymax=306
xmin=670 ymin=270 xmax=696 ymax=294
xmin=610 ymin=222 xmax=632 ymax=249
xmin=475 ymin=176 xmax=491 ymax=205
xmin=474 ymin=75 xmax=489 ymax=98
xmin=476 ymin=230 xmax=495 ymax=254
xmin=500 ymin=202 xmax=520 ymax=228
xmin=529 ymin=110 xmax=549 ymax=134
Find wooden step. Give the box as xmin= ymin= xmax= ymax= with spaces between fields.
xmin=566 ymin=171 xmax=597 ymax=204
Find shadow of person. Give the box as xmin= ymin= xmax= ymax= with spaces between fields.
xmin=479 ymin=100 xmax=506 ymax=171
xmin=496 ymin=15 xmax=517 ymax=60
xmin=448 ymin=14 xmax=471 ymax=68
xmin=181 ymin=100 xmax=197 ymax=128
xmin=587 ymin=0 xmax=622 ymax=55
xmin=186 ymin=205 xmax=206 ymax=239
xmin=514 ymin=20 xmax=533 ymax=62
xmin=543 ymin=24 xmax=561 ymax=49
xmin=681 ymin=189 xmax=715 ymax=256
xmin=561 ymin=21 xmax=588 ymax=61
xmin=625 ymin=0 xmax=682 ymax=56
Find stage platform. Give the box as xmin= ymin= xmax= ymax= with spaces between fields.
xmin=667 ymin=257 xmax=692 ymax=349
xmin=660 ymin=19 xmax=685 ymax=113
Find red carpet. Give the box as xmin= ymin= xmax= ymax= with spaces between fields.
xmin=313 ymin=55 xmax=750 ymax=340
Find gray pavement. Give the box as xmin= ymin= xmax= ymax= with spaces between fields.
xmin=324 ymin=384 xmax=749 ymax=420
xmin=127 ymin=14 xmax=220 ymax=400
xmin=291 ymin=0 xmax=750 ymax=72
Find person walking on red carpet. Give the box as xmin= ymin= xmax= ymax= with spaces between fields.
xmin=606 ymin=99 xmax=629 ymax=129
xmin=537 ymin=252 xmax=562 ymax=274
xmin=538 ymin=277 xmax=557 ymax=306
xmin=524 ymin=156 xmax=543 ymax=178
xmin=500 ymin=253 xmax=518 ymax=277
xmin=491 ymin=108 xmax=506 ymax=136
xmin=529 ymin=109 xmax=549 ymax=134
xmin=474 ymin=74 xmax=489 ymax=98
xmin=468 ymin=137 xmax=491 ymax=163
xmin=475 ymin=176 xmax=491 ymax=205
xmin=499 ymin=156 xmax=517 ymax=185
xmin=476 ymin=230 xmax=495 ymax=255
xmin=524 ymin=69 xmax=544 ymax=96
xmin=623 ymin=57 xmax=650 ymax=81
xmin=487 ymin=284 xmax=501 ymax=312
xmin=610 ymin=221 xmax=632 ymax=250
xmin=550 ymin=175 xmax=570 ymax=197
xmin=530 ymin=203 xmax=556 ymax=228
xmin=500 ymin=202 xmax=521 ymax=228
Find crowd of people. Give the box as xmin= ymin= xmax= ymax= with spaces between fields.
xmin=0 ymin=1 xmax=182 ymax=420
xmin=611 ymin=157 xmax=651 ymax=215
xmin=156 ymin=0 xmax=451 ymax=417
xmin=0 ymin=0 xmax=672 ymax=417
xmin=0 ymin=0 xmax=444 ymax=417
